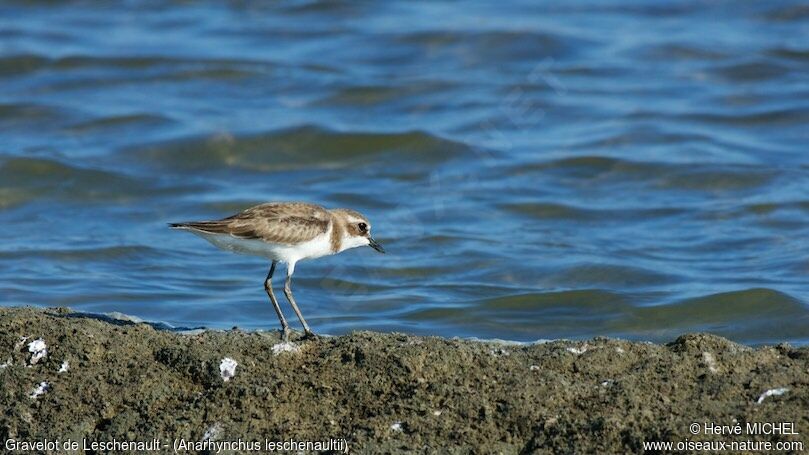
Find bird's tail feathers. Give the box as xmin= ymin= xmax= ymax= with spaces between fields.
xmin=168 ymin=221 xmax=231 ymax=234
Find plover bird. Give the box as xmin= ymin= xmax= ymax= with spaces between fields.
xmin=170 ymin=202 xmax=384 ymax=340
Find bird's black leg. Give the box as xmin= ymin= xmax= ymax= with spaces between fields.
xmin=283 ymin=272 xmax=316 ymax=339
xmin=264 ymin=261 xmax=291 ymax=342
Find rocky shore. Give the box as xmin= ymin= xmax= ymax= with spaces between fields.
xmin=0 ymin=306 xmax=806 ymax=453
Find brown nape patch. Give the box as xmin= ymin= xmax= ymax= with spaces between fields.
xmin=330 ymin=216 xmax=342 ymax=253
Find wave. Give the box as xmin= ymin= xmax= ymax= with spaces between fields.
xmin=67 ymin=113 xmax=177 ymax=134
xmin=0 ymin=245 xmax=161 ymax=261
xmin=0 ymin=157 xmax=176 ymax=209
xmin=315 ymin=81 xmax=455 ymax=108
xmin=0 ymin=102 xmax=65 ymax=123
xmin=680 ymin=108 xmax=809 ymax=127
xmin=503 ymin=155 xmax=778 ymax=192
xmin=396 ymin=30 xmax=590 ymax=61
xmin=130 ymin=124 xmax=473 ymax=172
xmin=762 ymin=4 xmax=809 ymax=22
xmin=402 ymin=288 xmax=809 ymax=344
xmin=616 ymin=289 xmax=809 ymax=344
xmin=503 ymin=202 xmax=687 ymax=222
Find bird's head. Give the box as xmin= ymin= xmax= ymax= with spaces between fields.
xmin=332 ymin=208 xmax=385 ymax=254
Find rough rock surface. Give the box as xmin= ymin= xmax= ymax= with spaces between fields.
xmin=0 ymin=306 xmax=806 ymax=453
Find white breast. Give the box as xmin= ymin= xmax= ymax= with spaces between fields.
xmin=191 ymin=225 xmax=334 ymax=264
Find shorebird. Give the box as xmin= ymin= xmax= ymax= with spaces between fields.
xmin=170 ymin=202 xmax=384 ymax=341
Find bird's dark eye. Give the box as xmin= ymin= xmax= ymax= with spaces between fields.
xmin=358 ymin=222 xmax=367 ymax=232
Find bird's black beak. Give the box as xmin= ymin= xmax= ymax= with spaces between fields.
xmin=368 ymin=237 xmax=385 ymax=253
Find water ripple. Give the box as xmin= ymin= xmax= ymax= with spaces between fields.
xmin=0 ymin=0 xmax=807 ymax=345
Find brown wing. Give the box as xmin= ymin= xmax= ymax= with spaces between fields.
xmin=171 ymin=202 xmax=331 ymax=245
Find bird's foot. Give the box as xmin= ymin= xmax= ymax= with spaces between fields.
xmin=281 ymin=327 xmax=292 ymax=343
xmin=302 ymin=330 xmax=319 ymax=341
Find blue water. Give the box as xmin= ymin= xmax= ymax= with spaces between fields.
xmin=1 ymin=1 xmax=808 ymax=344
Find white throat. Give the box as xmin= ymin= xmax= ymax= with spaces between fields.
xmin=340 ymin=233 xmax=369 ymax=253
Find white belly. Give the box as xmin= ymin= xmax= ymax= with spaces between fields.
xmin=192 ymin=229 xmax=333 ymax=264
